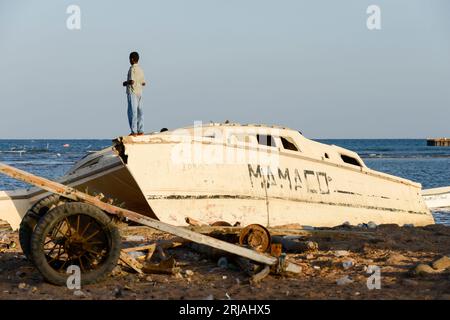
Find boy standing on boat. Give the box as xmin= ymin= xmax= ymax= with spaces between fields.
xmin=123 ymin=51 xmax=146 ymax=136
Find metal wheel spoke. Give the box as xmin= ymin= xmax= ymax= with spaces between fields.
xmin=84 ymin=229 xmax=101 ymax=241
xmin=76 ymin=215 xmax=81 ymax=234
xmin=64 ymin=217 xmax=73 ymax=237
xmin=47 ymin=245 xmax=65 ymax=263
xmin=44 ymin=238 xmax=55 ymax=246
xmin=46 ymin=243 xmax=61 ymax=258
xmin=52 ymin=221 xmax=66 ymax=238
xmin=83 ymin=253 xmax=94 ymax=266
xmin=80 ymin=221 xmax=92 ymax=237
xmin=55 ymin=244 xmax=64 ymax=260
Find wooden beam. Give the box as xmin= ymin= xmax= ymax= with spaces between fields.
xmin=186 ymin=225 xmax=374 ymax=238
xmin=122 ymin=239 xmax=187 ymax=253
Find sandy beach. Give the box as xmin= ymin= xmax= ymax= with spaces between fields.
xmin=0 ymin=221 xmax=449 ymax=300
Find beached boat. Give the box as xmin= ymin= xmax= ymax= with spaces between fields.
xmin=0 ymin=122 xmax=436 ymax=231
xmin=422 ymin=187 xmax=450 ymax=210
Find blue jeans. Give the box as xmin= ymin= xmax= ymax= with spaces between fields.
xmin=127 ymin=93 xmax=144 ymax=134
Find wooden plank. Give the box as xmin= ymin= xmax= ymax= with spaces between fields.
xmin=122 ymin=244 xmax=157 ymax=253
xmin=119 ymin=251 xmax=143 ymax=274
xmin=122 ymin=239 xmax=187 ymax=253
xmin=0 ymin=162 xmax=290 ymax=269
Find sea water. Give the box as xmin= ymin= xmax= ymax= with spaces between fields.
xmin=0 ymin=139 xmax=448 ymax=225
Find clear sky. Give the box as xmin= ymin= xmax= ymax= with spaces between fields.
xmin=0 ymin=0 xmax=449 ymax=139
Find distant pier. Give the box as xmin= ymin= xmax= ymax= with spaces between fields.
xmin=427 ymin=138 xmax=450 ymax=147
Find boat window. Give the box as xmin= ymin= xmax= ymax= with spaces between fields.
xmin=340 ymin=154 xmax=361 ymax=167
xmin=280 ymin=136 xmax=299 ymax=151
xmin=256 ymin=134 xmax=276 ymax=147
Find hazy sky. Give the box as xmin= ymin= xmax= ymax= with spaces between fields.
xmin=0 ymin=0 xmax=449 ymax=139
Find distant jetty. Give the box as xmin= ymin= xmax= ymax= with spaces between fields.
xmin=427 ymin=138 xmax=450 ymax=147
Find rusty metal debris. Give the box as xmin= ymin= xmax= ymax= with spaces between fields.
xmin=239 ymin=224 xmax=271 ymax=253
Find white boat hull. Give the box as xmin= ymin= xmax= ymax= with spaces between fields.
xmin=115 ymin=126 xmax=434 ymax=228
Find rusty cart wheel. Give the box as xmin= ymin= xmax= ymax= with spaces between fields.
xmin=19 ymin=194 xmax=66 ymax=261
xmin=30 ymin=202 xmax=121 ymax=286
xmin=239 ymin=224 xmax=271 ymax=253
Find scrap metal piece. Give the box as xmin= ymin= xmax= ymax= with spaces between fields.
xmin=239 ymin=224 xmax=271 ymax=253
xmin=270 ymin=243 xmax=283 ymax=257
